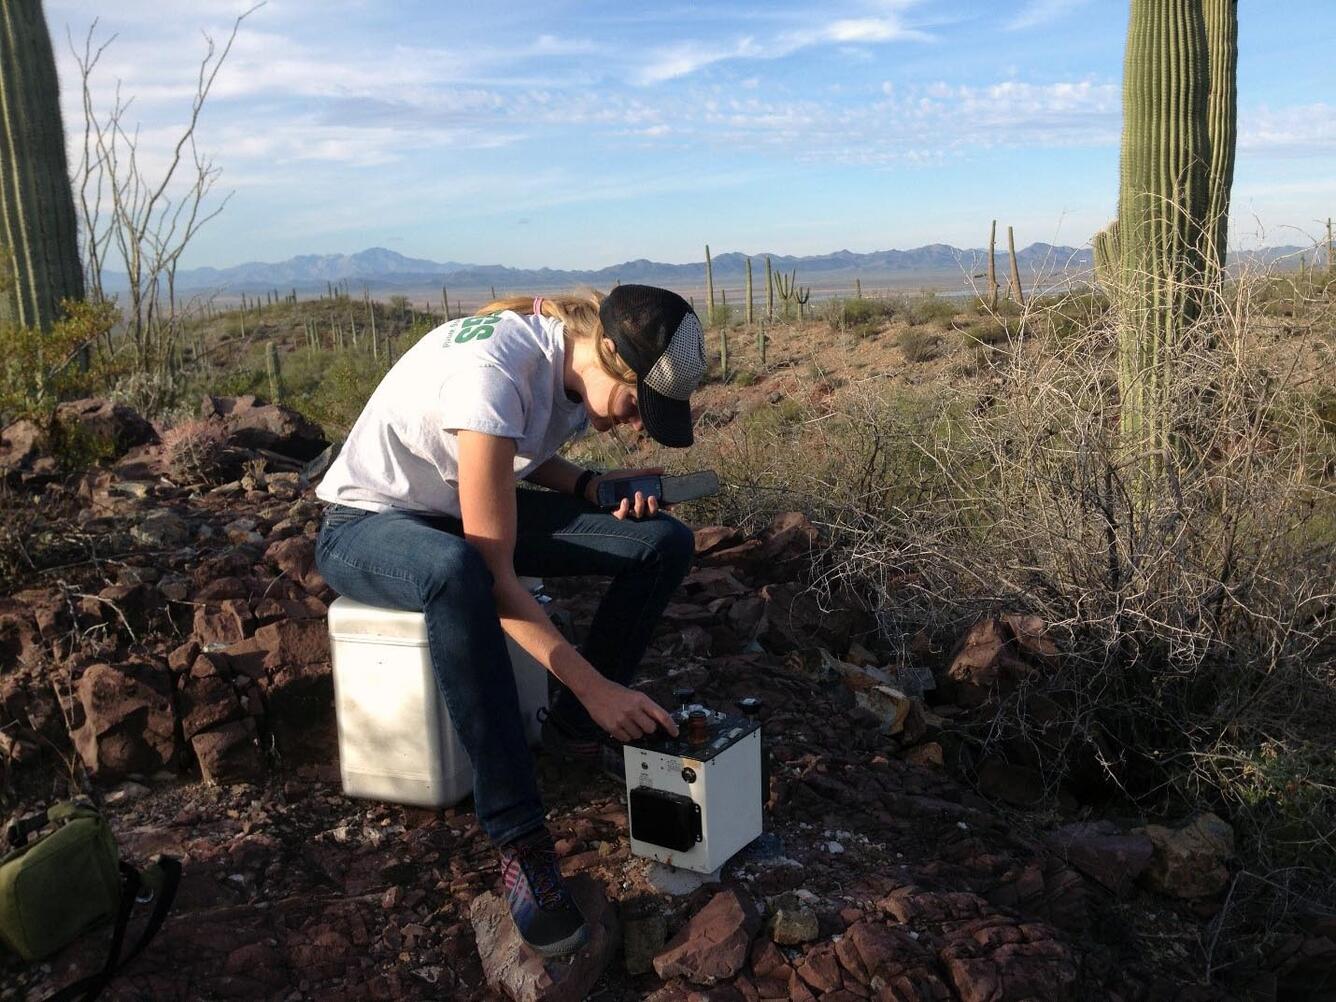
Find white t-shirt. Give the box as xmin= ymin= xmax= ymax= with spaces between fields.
xmin=316 ymin=310 xmax=588 ymax=517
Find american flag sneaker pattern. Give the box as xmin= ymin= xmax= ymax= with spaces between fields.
xmin=498 ymin=828 xmax=588 ymax=957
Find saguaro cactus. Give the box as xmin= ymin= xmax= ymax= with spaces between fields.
xmin=265 ymin=342 xmax=283 ymax=402
xmin=745 ymin=257 xmax=753 ymax=326
xmin=1006 ymin=226 xmax=1025 ymax=307
xmin=1117 ymin=0 xmax=1214 ymax=455
xmin=765 ymin=256 xmax=774 ymax=321
xmin=0 ymin=0 xmax=85 ymax=330
xmin=987 ymin=221 xmax=999 ymax=311
xmin=704 ymin=244 xmax=715 ymax=329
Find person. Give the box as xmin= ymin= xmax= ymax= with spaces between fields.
xmin=313 ymin=284 xmax=706 ymax=957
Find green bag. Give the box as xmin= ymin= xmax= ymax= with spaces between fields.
xmin=0 ymin=801 xmax=180 ymax=1002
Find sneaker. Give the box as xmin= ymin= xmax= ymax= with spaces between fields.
xmin=539 ymin=710 xmax=625 ymax=783
xmin=499 ymin=828 xmax=589 ymax=957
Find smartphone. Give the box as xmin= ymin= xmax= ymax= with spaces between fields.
xmin=596 ymin=474 xmax=663 ymax=509
xmin=594 ymin=471 xmax=720 ymax=510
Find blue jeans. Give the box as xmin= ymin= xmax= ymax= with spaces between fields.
xmin=315 ymin=491 xmax=695 ymax=847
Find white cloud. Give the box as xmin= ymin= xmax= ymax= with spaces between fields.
xmin=1239 ymin=103 xmax=1336 ymax=155
xmin=633 ymin=7 xmax=930 ymax=85
xmin=1006 ymin=0 xmax=1092 ymax=32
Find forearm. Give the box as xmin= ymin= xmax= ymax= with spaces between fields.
xmin=522 ymin=455 xmax=588 ymax=496
xmin=492 ymin=580 xmax=604 ymax=699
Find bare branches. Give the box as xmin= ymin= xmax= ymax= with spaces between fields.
xmin=67 ymin=6 xmax=259 ymax=411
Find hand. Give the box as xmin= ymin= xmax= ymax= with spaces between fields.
xmin=581 ymin=678 xmax=680 ymax=743
xmin=588 ymin=467 xmax=667 ymax=520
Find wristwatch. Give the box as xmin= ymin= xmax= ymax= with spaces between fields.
xmin=573 ymin=468 xmax=598 ymax=501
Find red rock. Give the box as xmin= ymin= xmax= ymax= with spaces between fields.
xmin=1137 ymin=813 xmax=1235 ymax=900
xmin=254 ymin=619 xmax=329 ymax=671
xmin=986 ymin=857 xmax=1089 ymax=933
xmin=179 ymin=673 xmax=243 ymax=739
xmin=1047 ymin=822 xmax=1153 ymax=897
xmin=201 ymin=394 xmax=328 ymax=461
xmin=749 ymin=939 xmax=790 ymax=980
xmin=196 ymin=577 xmax=252 ymax=601
xmin=758 ymin=511 xmax=818 ymax=563
xmin=54 ymin=397 xmax=158 ymax=457
xmin=192 ymin=718 xmax=263 ymax=784
xmin=786 ymin=970 xmax=818 ymax=1002
xmin=654 ymin=889 xmax=762 ymax=985
xmin=168 ymin=640 xmax=201 ymax=673
xmin=470 ymin=874 xmax=617 ymax=1002
xmin=946 ymin=617 xmax=1054 ymax=707
xmin=794 ymin=942 xmax=843 ymax=993
xmin=686 ymin=987 xmax=744 ymax=1002
xmin=683 ymin=566 xmax=751 ymax=598
xmin=693 ymin=525 xmax=744 ymax=555
xmin=0 ymin=418 xmax=47 ymax=474
xmin=263 ymin=659 xmax=335 ymax=761
xmin=193 ymin=600 xmax=254 ymax=646
xmin=71 ymin=662 xmax=179 ymax=779
xmin=264 ymin=535 xmax=326 ymax=594
xmin=939 ymin=916 xmax=1078 ymax=1002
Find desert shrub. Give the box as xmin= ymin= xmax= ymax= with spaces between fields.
xmin=816 ymin=282 xmax=1336 ymax=882
xmin=903 ymin=292 xmax=960 ymax=327
xmin=959 ymin=318 xmax=1012 ymax=347
xmin=0 ymin=300 xmax=120 ymax=424
xmin=708 ymin=302 xmax=733 ymax=329
xmin=826 ymin=297 xmax=895 ymax=339
xmin=896 ymin=328 xmax=943 ymax=363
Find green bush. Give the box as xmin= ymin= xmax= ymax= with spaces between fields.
xmin=903 ymin=292 xmax=960 ymax=327
xmin=826 ymin=297 xmax=895 ymax=338
xmin=897 ymin=327 xmax=944 ymax=363
xmin=0 ymin=300 xmax=120 ymax=424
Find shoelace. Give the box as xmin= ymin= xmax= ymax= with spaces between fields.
xmin=507 ymin=838 xmax=565 ymax=911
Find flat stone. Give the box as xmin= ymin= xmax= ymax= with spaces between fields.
xmin=654 ymin=888 xmax=761 ymax=985
xmin=645 ymin=861 xmax=723 ymax=897
xmin=1137 ymin=813 xmax=1235 ymax=900
xmin=470 ymin=874 xmax=617 ymax=1002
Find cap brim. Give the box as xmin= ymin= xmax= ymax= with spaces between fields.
xmin=637 ymin=378 xmax=694 ymax=447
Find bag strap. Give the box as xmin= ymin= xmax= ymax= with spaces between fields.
xmin=44 ymin=856 xmax=182 ymax=1002
xmin=5 ymin=802 xmax=101 ymax=850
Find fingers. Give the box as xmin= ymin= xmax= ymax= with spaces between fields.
xmin=649 ymin=701 xmax=679 ymax=737
xmin=614 ymin=492 xmax=661 ymax=519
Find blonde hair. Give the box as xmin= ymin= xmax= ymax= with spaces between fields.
xmin=477 ymin=289 xmax=635 ymax=383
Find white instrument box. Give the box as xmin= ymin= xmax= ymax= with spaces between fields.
xmin=328 ymin=594 xmax=548 ymax=808
xmin=623 ymin=707 xmax=764 ymax=874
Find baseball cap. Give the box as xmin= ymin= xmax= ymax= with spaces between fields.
xmin=599 ymin=284 xmax=706 ymax=447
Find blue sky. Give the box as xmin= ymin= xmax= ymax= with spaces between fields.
xmin=44 ymin=0 xmax=1336 ymax=271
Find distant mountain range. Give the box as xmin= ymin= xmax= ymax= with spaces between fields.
xmin=102 ymin=244 xmax=1309 ymax=298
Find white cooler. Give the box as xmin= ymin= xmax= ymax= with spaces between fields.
xmin=328 ymin=592 xmax=550 ymax=808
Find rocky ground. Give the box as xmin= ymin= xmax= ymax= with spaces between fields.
xmin=1 ymin=397 xmax=1333 ymax=1001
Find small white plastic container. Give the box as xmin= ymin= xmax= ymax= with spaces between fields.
xmin=328 ymin=591 xmax=550 ymax=808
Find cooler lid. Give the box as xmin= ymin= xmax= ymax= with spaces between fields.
xmin=327 ymin=596 xmax=427 ymax=643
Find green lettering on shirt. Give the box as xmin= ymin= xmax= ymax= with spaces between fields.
xmin=448 ymin=313 xmax=502 ymax=344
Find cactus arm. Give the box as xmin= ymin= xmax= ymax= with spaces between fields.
xmin=1203 ymin=0 xmax=1237 ymax=275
